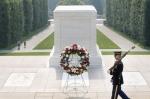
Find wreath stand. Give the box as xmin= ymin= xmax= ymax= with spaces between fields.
xmin=60 ymin=44 xmax=90 ymax=97
xmin=62 ymin=72 xmax=89 ymax=97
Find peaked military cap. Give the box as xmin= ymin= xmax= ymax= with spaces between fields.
xmin=114 ymin=51 xmax=122 ymax=56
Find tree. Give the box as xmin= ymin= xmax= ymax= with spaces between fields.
xmin=23 ymin=0 xmax=33 ymax=36
xmin=0 ymin=0 xmax=48 ymax=49
xmin=32 ymin=0 xmax=40 ymax=30
xmin=0 ymin=0 xmax=10 ymax=48
xmin=106 ymin=0 xmax=150 ymax=47
xmin=144 ymin=0 xmax=150 ymax=46
xmin=6 ymin=0 xmax=24 ymax=45
xmin=130 ymin=0 xmax=145 ymax=41
xmin=32 ymin=0 xmax=48 ymax=30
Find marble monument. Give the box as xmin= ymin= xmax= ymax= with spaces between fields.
xmin=49 ymin=5 xmax=102 ymax=67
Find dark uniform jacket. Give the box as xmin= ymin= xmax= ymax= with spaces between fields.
xmin=110 ymin=61 xmax=124 ymax=85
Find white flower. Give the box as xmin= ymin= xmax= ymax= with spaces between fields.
xmin=64 ymin=63 xmax=68 ymax=66
xmin=81 ymin=56 xmax=85 ymax=58
xmin=67 ymin=69 xmax=71 ymax=72
xmin=66 ymin=54 xmax=69 ymax=57
xmin=71 ymin=68 xmax=78 ymax=73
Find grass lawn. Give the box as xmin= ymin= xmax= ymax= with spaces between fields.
xmin=34 ymin=33 xmax=54 ymax=49
xmin=34 ymin=30 xmax=120 ymax=50
xmin=96 ymin=29 xmax=120 ymax=49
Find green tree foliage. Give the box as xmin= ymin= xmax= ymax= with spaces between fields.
xmin=0 ymin=0 xmax=24 ymax=47
xmin=122 ymin=0 xmax=132 ymax=34
xmin=23 ymin=0 xmax=33 ymax=36
xmin=40 ymin=0 xmax=48 ymax=26
xmin=10 ymin=0 xmax=24 ymax=44
xmin=106 ymin=0 xmax=150 ymax=47
xmin=0 ymin=0 xmax=10 ymax=48
xmin=32 ymin=0 xmax=48 ymax=30
xmin=105 ymin=0 xmax=111 ymax=25
xmin=144 ymin=0 xmax=150 ymax=46
xmin=32 ymin=0 xmax=41 ymax=30
xmin=0 ymin=0 xmax=48 ymax=49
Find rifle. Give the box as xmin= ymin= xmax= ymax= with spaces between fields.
xmin=107 ymin=46 xmax=135 ymax=74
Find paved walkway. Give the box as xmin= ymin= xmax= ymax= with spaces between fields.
xmin=12 ymin=24 xmax=54 ymax=51
xmin=97 ymin=24 xmax=146 ymax=51
xmin=0 ymin=55 xmax=150 ymax=98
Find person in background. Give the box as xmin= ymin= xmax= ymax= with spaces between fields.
xmin=24 ymin=41 xmax=26 ymax=48
xmin=17 ymin=41 xmax=21 ymax=50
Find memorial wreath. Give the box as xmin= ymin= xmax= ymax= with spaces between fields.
xmin=60 ymin=44 xmax=90 ymax=76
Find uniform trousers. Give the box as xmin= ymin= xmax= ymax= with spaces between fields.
xmin=111 ymin=84 xmax=129 ymax=99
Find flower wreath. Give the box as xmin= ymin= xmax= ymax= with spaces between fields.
xmin=60 ymin=44 xmax=90 ymax=76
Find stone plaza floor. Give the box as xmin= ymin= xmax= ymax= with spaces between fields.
xmin=0 ymin=55 xmax=150 ymax=99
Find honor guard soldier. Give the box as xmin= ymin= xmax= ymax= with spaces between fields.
xmin=108 ymin=51 xmax=130 ymax=99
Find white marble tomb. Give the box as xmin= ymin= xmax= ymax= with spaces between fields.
xmin=49 ymin=6 xmax=102 ymax=67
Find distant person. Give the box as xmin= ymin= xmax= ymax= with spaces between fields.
xmin=24 ymin=41 xmax=26 ymax=48
xmin=17 ymin=41 xmax=21 ymax=50
xmin=108 ymin=51 xmax=130 ymax=99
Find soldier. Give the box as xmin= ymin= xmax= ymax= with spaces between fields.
xmin=108 ymin=51 xmax=130 ymax=99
